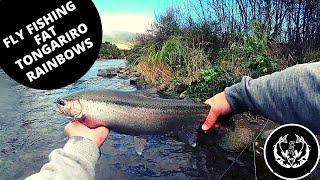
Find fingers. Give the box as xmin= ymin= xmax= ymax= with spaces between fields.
xmin=95 ymin=126 xmax=110 ymax=137
xmin=202 ymin=92 xmax=233 ymax=131
xmin=64 ymin=121 xmax=82 ymax=137
xmin=94 ymin=127 xmax=110 ymax=146
xmin=202 ymin=109 xmax=219 ymax=131
xmin=64 ymin=121 xmax=109 ymax=137
xmin=64 ymin=121 xmax=110 ymax=147
xmin=204 ymin=99 xmax=210 ymax=105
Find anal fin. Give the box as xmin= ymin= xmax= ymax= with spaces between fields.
xmin=133 ymin=136 xmax=148 ymax=155
xmin=178 ymin=123 xmax=199 ymax=147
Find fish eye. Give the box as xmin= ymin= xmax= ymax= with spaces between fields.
xmin=56 ymin=99 xmax=66 ymax=106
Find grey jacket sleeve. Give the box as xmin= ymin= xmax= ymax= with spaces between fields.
xmin=26 ymin=136 xmax=100 ymax=180
xmin=225 ymin=62 xmax=320 ymax=134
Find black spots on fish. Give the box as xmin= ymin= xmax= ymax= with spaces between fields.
xmin=62 ymin=90 xmax=210 ymax=116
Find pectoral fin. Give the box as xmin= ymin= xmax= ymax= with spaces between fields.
xmin=178 ymin=123 xmax=199 ymax=147
xmin=133 ymin=136 xmax=148 ymax=155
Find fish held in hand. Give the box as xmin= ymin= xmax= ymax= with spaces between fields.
xmin=55 ymin=90 xmax=210 ymax=154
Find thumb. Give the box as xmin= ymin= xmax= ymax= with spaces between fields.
xmin=64 ymin=121 xmax=82 ymax=137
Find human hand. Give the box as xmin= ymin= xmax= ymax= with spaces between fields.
xmin=65 ymin=121 xmax=109 ymax=147
xmin=202 ymin=92 xmax=232 ymax=131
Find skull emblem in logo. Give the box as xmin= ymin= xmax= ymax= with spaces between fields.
xmin=273 ymin=134 xmax=311 ymax=168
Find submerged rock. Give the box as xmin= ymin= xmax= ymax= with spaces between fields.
xmin=118 ymin=73 xmax=130 ymax=79
xmin=225 ymin=156 xmax=246 ymax=166
xmin=119 ymin=68 xmax=130 ymax=75
xmin=130 ymin=76 xmax=139 ymax=85
xmin=261 ymin=129 xmax=275 ymax=140
xmin=131 ymin=71 xmax=141 ymax=77
xmin=119 ymin=69 xmax=127 ymax=73
xmin=148 ymin=87 xmax=158 ymax=94
xmin=179 ymin=90 xmax=188 ymax=99
xmin=219 ymin=127 xmax=255 ymax=152
xmin=97 ymin=68 xmax=119 ymax=78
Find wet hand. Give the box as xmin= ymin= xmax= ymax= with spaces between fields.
xmin=202 ymin=92 xmax=232 ymax=131
xmin=65 ymin=121 xmax=109 ymax=147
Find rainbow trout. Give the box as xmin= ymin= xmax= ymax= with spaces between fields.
xmin=55 ymin=90 xmax=210 ymax=154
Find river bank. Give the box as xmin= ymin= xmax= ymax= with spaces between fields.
xmin=96 ymin=59 xmax=320 ymax=179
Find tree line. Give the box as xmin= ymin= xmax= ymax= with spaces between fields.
xmin=127 ymin=0 xmax=319 ymax=99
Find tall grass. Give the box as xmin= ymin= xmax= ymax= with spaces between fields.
xmin=133 ymin=36 xmax=209 ymax=89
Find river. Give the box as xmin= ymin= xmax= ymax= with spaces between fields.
xmin=0 ymin=59 xmax=299 ymax=179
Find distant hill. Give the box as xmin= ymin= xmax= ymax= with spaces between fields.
xmin=98 ymin=41 xmax=122 ymax=60
xmin=103 ymin=31 xmax=136 ymax=50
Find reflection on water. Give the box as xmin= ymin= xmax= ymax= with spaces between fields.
xmin=0 ymin=59 xmax=282 ymax=180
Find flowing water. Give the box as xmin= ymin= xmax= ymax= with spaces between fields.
xmin=0 ymin=59 xmax=294 ymax=179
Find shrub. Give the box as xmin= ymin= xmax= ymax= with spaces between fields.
xmin=303 ymin=51 xmax=320 ymax=63
xmin=188 ymin=66 xmax=235 ymax=101
xmin=218 ymin=22 xmax=278 ymax=80
xmin=98 ymin=42 xmax=121 ymax=59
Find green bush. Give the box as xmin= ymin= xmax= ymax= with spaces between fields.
xmin=188 ymin=66 xmax=235 ymax=101
xmin=218 ymin=22 xmax=278 ymax=80
xmin=98 ymin=42 xmax=121 ymax=59
xmin=187 ymin=22 xmax=279 ymax=101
